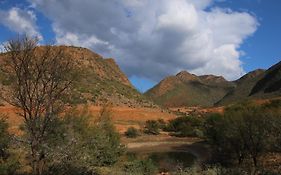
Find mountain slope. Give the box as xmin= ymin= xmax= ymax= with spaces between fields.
xmin=216 ymin=69 xmax=265 ymax=106
xmin=250 ymin=61 xmax=281 ymax=96
xmin=145 ymin=71 xmax=235 ymax=107
xmin=0 ymin=46 xmax=153 ymax=107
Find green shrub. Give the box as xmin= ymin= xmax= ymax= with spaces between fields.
xmin=47 ymin=105 xmax=124 ymax=174
xmin=165 ymin=116 xmax=204 ymax=137
xmin=125 ymin=127 xmax=139 ymax=138
xmin=204 ymin=113 xmax=225 ymax=145
xmin=93 ymin=106 xmax=125 ymax=166
xmin=144 ymin=120 xmax=160 ymax=135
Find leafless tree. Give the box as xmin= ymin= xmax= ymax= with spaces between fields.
xmin=1 ymin=36 xmax=76 ymax=175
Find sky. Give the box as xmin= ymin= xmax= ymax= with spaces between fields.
xmin=0 ymin=0 xmax=280 ymax=92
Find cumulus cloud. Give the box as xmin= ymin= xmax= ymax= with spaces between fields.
xmin=0 ymin=7 xmax=42 ymax=40
xmin=29 ymin=0 xmax=258 ymax=81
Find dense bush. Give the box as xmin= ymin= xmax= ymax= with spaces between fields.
xmin=144 ymin=120 xmax=160 ymax=135
xmin=165 ymin=116 xmax=204 ymax=137
xmin=204 ymin=101 xmax=281 ymax=167
xmin=125 ymin=127 xmax=139 ymax=138
xmin=47 ymin=106 xmax=124 ymax=174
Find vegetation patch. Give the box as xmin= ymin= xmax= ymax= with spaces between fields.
xmin=125 ymin=127 xmax=140 ymax=138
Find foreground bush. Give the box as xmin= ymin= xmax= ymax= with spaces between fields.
xmin=204 ymin=101 xmax=281 ymax=168
xmin=125 ymin=127 xmax=139 ymax=138
xmin=46 ymin=105 xmax=124 ymax=174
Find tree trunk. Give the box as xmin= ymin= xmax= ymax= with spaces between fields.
xmin=31 ymin=140 xmax=45 ymax=175
xmin=253 ymin=156 xmax=257 ymax=167
xmin=32 ymin=155 xmax=45 ymax=175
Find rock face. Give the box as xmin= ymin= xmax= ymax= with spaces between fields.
xmin=145 ymin=71 xmax=235 ymax=107
xmin=0 ymin=46 xmax=154 ymax=107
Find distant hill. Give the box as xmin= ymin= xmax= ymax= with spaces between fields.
xmin=216 ymin=69 xmax=265 ymax=106
xmin=0 ymin=46 xmax=154 ymax=107
xmin=145 ymin=71 xmax=235 ymax=107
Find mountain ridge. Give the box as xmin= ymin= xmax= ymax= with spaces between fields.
xmin=146 ymin=61 xmax=281 ymax=107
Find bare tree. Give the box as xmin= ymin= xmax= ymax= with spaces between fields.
xmin=2 ymin=36 xmax=76 ymax=175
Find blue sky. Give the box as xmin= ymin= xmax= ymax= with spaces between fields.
xmin=215 ymin=0 xmax=281 ymax=73
xmin=0 ymin=0 xmax=280 ymax=92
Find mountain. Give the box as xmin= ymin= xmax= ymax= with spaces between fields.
xmin=250 ymin=61 xmax=281 ymax=96
xmin=0 ymin=46 xmax=153 ymax=107
xmin=145 ymin=71 xmax=235 ymax=107
xmin=216 ymin=69 xmax=265 ymax=106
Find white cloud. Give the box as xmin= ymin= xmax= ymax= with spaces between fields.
xmin=29 ymin=0 xmax=258 ymax=81
xmin=122 ymin=0 xmax=145 ymax=7
xmin=55 ymin=28 xmax=110 ymax=50
xmin=0 ymin=7 xmax=42 ymax=40
xmin=0 ymin=43 xmax=5 ymax=53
